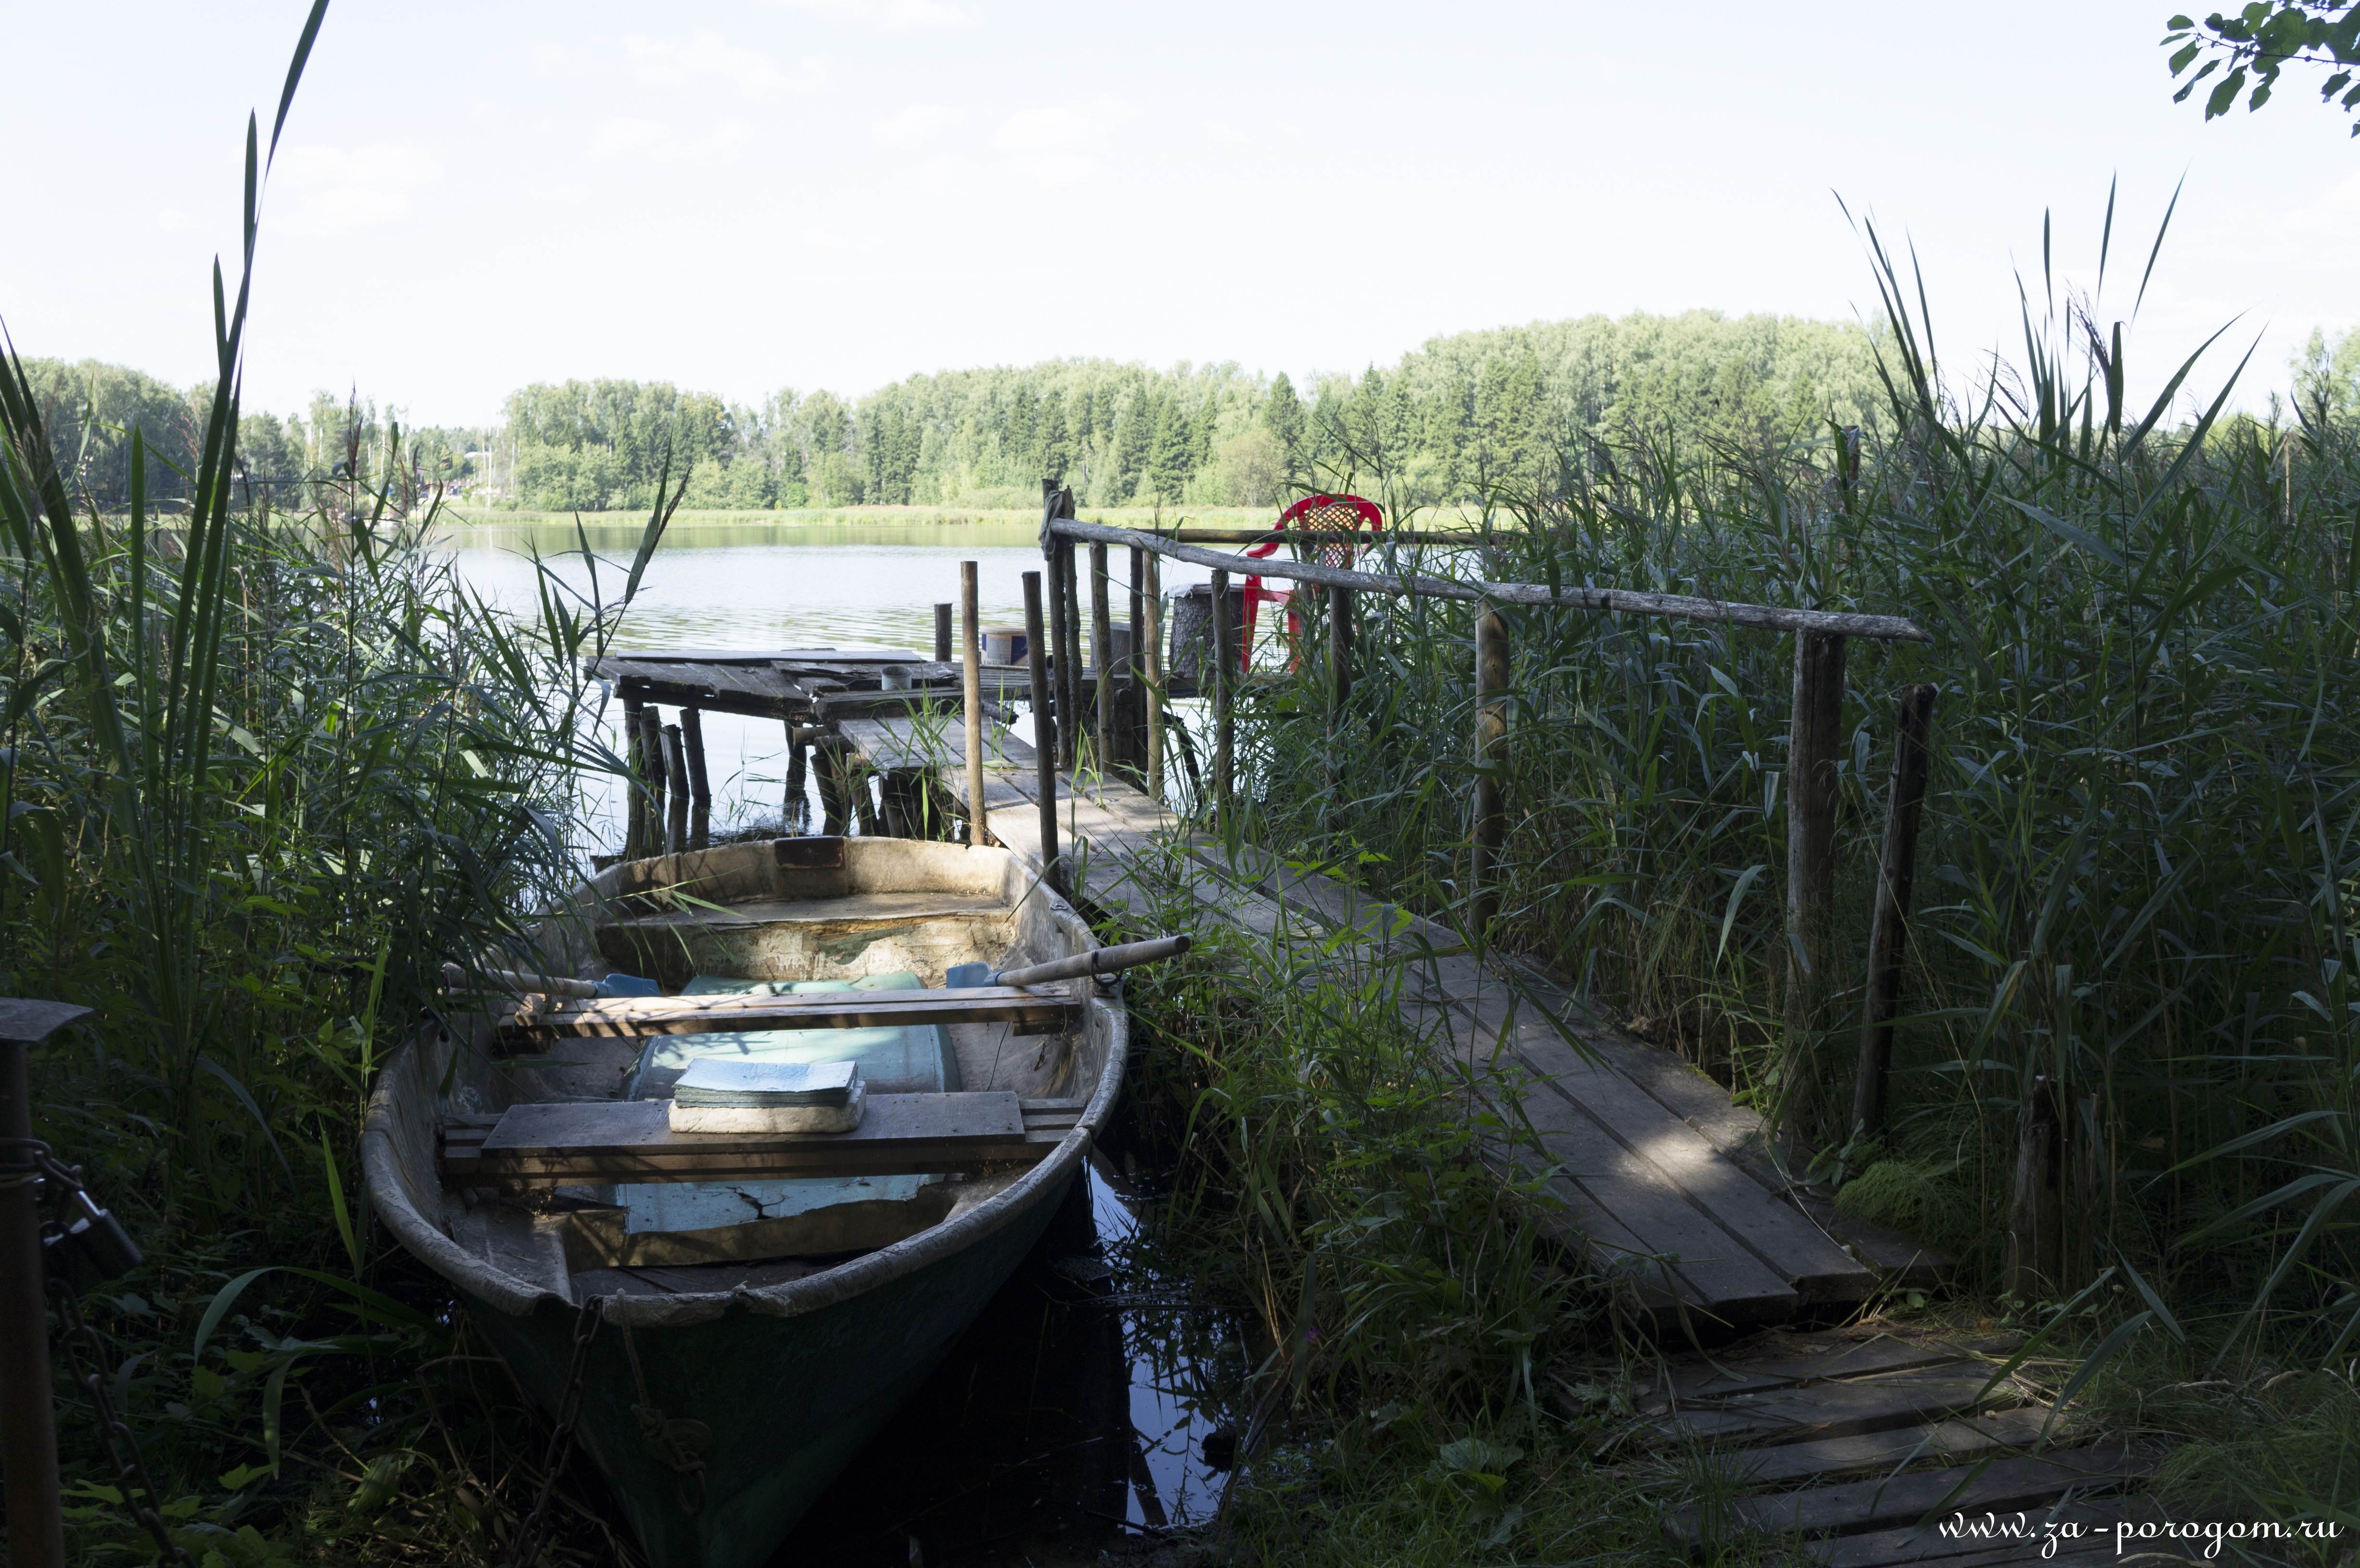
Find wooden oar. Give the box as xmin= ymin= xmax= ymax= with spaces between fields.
xmin=988 ymin=934 xmax=1191 ymax=987
xmin=500 ymin=984 xmax=1076 ymax=1043
xmin=441 ymin=962 xmax=600 ymax=1000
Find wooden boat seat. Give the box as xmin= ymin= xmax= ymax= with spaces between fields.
xmin=440 ymin=1092 xmax=1083 ymax=1187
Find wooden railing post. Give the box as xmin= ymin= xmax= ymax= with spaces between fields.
xmin=663 ymin=723 xmax=691 ymax=856
xmin=961 ymin=561 xmax=990 ymax=847
xmin=1022 ymin=570 xmax=1063 ymax=893
xmin=1210 ymin=567 xmax=1234 ymax=823
xmin=1090 ymin=541 xmax=1113 ymax=779
xmin=681 ymin=706 xmax=712 ymax=850
xmin=1472 ymin=608 xmax=1509 ymax=938
xmin=1059 ymin=540 xmax=1084 ymax=770
xmin=1144 ymin=553 xmax=1165 ymax=803
xmin=1853 ymin=682 xmax=1937 ymax=1140
xmin=1782 ymin=629 xmax=1848 ymax=1141
xmin=1127 ymin=544 xmax=1146 ymax=775
xmin=0 ymin=1002 xmax=90 ymax=1568
xmin=933 ymin=601 xmax=953 ymax=665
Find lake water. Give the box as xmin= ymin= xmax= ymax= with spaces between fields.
xmin=446 ymin=521 xmax=1237 ymax=1558
xmin=445 ymin=520 xmax=1220 ymax=849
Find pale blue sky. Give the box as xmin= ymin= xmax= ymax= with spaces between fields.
xmin=6 ymin=0 xmax=2354 ymax=424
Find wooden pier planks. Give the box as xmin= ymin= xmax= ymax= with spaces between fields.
xmin=834 ymin=711 xmax=1929 ymax=1331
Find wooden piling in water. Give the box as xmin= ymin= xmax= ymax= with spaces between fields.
xmin=681 ymin=706 xmax=712 ymax=850
xmin=663 ymin=723 xmax=691 ymax=855
xmin=785 ymin=722 xmax=808 ymax=833
xmin=934 ymin=601 xmax=953 ymax=664
xmin=1143 ymin=552 xmax=1164 ymax=802
xmin=1091 ymin=541 xmax=1113 ymax=778
xmin=639 ymin=708 xmax=668 ymax=857
xmin=1853 ymin=682 xmax=1937 ymax=1140
xmin=621 ymin=694 xmax=648 ymax=859
xmin=961 ymin=561 xmax=989 ymax=847
xmin=1023 ymin=570 xmax=1063 ymax=893
xmin=1782 ymin=629 xmax=1848 ymax=1141
xmin=1472 ymin=609 xmax=1509 ymax=938
xmin=1210 ymin=566 xmax=1233 ymax=821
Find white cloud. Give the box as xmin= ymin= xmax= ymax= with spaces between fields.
xmin=874 ymin=102 xmax=961 ymax=147
xmin=590 ymin=117 xmax=676 ymax=157
xmin=625 ymin=30 xmax=827 ymax=100
xmin=271 ymin=143 xmax=442 ymax=235
xmin=990 ymin=102 xmax=1122 ymax=186
xmin=1203 ymin=120 xmax=1247 ymax=145
xmin=777 ymin=0 xmax=976 ymax=31
xmin=993 ymin=106 xmax=1093 ymax=154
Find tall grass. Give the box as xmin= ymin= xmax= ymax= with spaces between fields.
xmin=1204 ymin=197 xmax=2360 ymax=1358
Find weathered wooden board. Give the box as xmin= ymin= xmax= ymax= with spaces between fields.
xmin=1727 ymin=1404 xmax=2063 ymax=1486
xmin=444 ymin=1091 xmax=1056 ymax=1184
xmin=1656 ymin=1366 xmax=2032 ymax=1447
xmin=1705 ymin=1442 xmax=2153 ymax=1540
xmin=499 ymin=985 xmax=1073 ymax=1041
xmin=1649 ymin=1338 xmax=2016 ymax=1409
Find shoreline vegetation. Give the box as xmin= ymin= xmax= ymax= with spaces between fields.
xmin=441 ymin=502 xmax=1491 ymax=530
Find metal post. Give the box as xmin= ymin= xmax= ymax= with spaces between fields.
xmin=0 ymin=1001 xmax=91 ymax=1568
xmin=1854 ymin=683 xmax=1938 ymax=1139
xmin=1022 ymin=571 xmax=1062 ymax=893
xmin=1472 ymin=609 xmax=1509 ymax=938
xmin=961 ymin=561 xmax=989 ymax=847
xmin=1783 ymin=629 xmax=1849 ymax=1142
xmin=681 ymin=706 xmax=712 ymax=850
xmin=1090 ymin=541 xmax=1113 ymax=782
xmin=934 ymin=602 xmax=953 ymax=665
xmin=1143 ymin=553 xmax=1164 ymax=803
xmin=1210 ymin=567 xmax=1233 ymax=822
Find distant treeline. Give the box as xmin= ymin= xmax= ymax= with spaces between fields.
xmin=493 ymin=311 xmax=1891 ymax=514
xmin=17 ymin=311 xmax=1891 ymax=516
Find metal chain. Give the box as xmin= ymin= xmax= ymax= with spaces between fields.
xmin=507 ymin=1293 xmax=604 ymax=1568
xmin=619 ymin=1320 xmax=709 ymax=1516
xmin=48 ymin=1280 xmax=193 ymax=1564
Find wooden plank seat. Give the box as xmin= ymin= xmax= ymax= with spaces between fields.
xmin=441 ymin=1092 xmax=1077 ymax=1186
xmin=495 ymin=984 xmax=1076 ymax=1044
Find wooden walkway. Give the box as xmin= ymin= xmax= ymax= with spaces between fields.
xmin=839 ymin=715 xmax=1950 ymax=1335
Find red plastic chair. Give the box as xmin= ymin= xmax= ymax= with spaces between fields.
xmin=1240 ymin=494 xmax=1384 ymax=666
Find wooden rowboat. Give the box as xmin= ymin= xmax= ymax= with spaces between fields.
xmin=362 ymin=835 xmax=1123 ymax=1568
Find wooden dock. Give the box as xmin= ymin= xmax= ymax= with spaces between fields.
xmin=838 ymin=713 xmax=1948 ymax=1335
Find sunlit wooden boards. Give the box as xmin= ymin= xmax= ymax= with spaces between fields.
xmin=439 ymin=1091 xmax=1075 ymax=1185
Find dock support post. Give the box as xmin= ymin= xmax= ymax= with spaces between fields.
xmin=1060 ymin=541 xmax=1084 ymax=772
xmin=663 ymin=723 xmax=691 ymax=857
xmin=1127 ymin=546 xmax=1147 ymax=776
xmin=1210 ymin=567 xmax=1233 ymax=825
xmin=815 ymin=739 xmax=851 ymax=836
xmin=638 ymin=709 xmax=668 ymax=858
xmin=681 ymin=706 xmax=712 ymax=850
xmin=621 ymin=693 xmax=648 ymax=859
xmin=2006 ymin=1076 xmax=2064 ymax=1301
xmin=1472 ymin=608 xmax=1509 ymax=939
xmin=785 ymin=722 xmax=808 ymax=833
xmin=1853 ymin=683 xmax=1937 ymax=1140
xmin=1045 ymin=542 xmax=1073 ymax=771
xmin=1143 ymin=553 xmax=1164 ymax=803
xmin=961 ymin=561 xmax=989 ymax=847
xmin=1023 ymin=571 xmax=1063 ymax=894
xmin=1091 ymin=541 xmax=1113 ymax=783
xmin=0 ymin=1003 xmax=89 ymax=1568
xmin=1782 ymin=629 xmax=1847 ymax=1145
xmin=934 ymin=601 xmax=953 ymax=665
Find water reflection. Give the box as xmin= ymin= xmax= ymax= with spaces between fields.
xmin=773 ymin=1158 xmax=1240 ymax=1567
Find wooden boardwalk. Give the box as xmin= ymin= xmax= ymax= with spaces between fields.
xmin=839 ymin=715 xmax=1949 ymax=1335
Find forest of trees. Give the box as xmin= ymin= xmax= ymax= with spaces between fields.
xmin=20 ymin=309 xmax=1895 ymax=515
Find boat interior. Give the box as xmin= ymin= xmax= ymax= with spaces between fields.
xmin=374 ymin=837 xmax=1112 ymax=1307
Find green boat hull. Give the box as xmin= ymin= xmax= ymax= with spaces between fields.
xmin=467 ymin=1171 xmax=1069 ymax=1568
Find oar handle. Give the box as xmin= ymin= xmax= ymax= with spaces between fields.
xmin=993 ymin=935 xmax=1192 ymax=988
xmin=441 ymin=962 xmax=601 ymax=1000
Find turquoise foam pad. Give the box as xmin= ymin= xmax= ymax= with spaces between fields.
xmin=617 ymin=968 xmax=957 ymax=1237
xmin=623 ymin=969 xmax=961 ymax=1098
